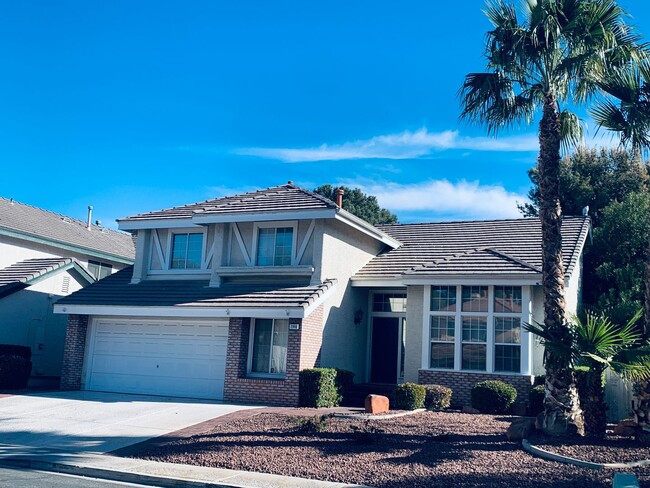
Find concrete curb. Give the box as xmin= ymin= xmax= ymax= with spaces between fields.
xmin=0 ymin=455 xmax=371 ymax=488
xmin=522 ymin=439 xmax=650 ymax=470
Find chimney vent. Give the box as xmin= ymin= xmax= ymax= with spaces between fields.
xmin=336 ymin=188 xmax=344 ymax=208
xmin=287 ymin=180 xmax=294 ymax=185
xmin=87 ymin=206 xmax=93 ymax=230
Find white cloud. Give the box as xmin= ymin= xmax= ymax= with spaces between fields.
xmin=346 ymin=180 xmax=528 ymax=221
xmin=235 ymin=128 xmax=539 ymax=162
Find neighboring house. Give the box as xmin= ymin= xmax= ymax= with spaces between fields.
xmin=0 ymin=198 xmax=135 ymax=383
xmin=54 ymin=183 xmax=589 ymax=407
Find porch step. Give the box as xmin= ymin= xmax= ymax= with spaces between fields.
xmin=343 ymin=383 xmax=396 ymax=407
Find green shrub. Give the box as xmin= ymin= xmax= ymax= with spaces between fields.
xmin=291 ymin=414 xmax=331 ymax=434
xmin=423 ymin=384 xmax=452 ymax=410
xmin=0 ymin=344 xmax=31 ymax=360
xmin=335 ymin=368 xmax=355 ymax=401
xmin=391 ymin=382 xmax=426 ymax=410
xmin=0 ymin=355 xmax=31 ymax=389
xmin=528 ymin=384 xmax=545 ymax=416
xmin=299 ymin=368 xmax=341 ymax=407
xmin=471 ymin=380 xmax=517 ymax=414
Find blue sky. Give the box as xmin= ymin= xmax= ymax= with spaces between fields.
xmin=1 ymin=1 xmax=648 ymax=228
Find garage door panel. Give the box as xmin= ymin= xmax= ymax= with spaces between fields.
xmin=87 ymin=318 xmax=229 ymax=400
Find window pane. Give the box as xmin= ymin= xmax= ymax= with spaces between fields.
xmin=99 ymin=264 xmax=112 ymax=279
xmin=171 ymin=234 xmax=188 ymax=269
xmin=462 ymin=317 xmax=487 ymax=342
xmin=251 ymin=319 xmax=273 ymax=373
xmin=88 ymin=261 xmax=99 ymax=279
xmin=270 ymin=320 xmax=289 ymax=374
xmin=494 ymin=286 xmax=522 ymax=313
xmin=462 ymin=286 xmax=488 ymax=312
xmin=495 ymin=344 xmax=521 ymax=373
xmin=256 ymin=228 xmax=275 ymax=266
xmin=430 ymin=343 xmax=454 ymax=369
xmin=431 ymin=286 xmax=456 ymax=312
xmin=495 ymin=317 xmax=521 ymax=344
xmin=462 ymin=344 xmax=486 ymax=370
xmin=274 ymin=228 xmax=293 ymax=266
xmin=373 ymin=293 xmax=407 ymax=312
xmin=431 ymin=316 xmax=455 ymax=341
xmin=186 ymin=233 xmax=203 ymax=269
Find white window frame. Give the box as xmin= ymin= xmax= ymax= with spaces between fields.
xmin=88 ymin=260 xmax=113 ymax=280
xmin=247 ymin=318 xmax=289 ymax=378
xmin=252 ymin=221 xmax=298 ymax=267
xmin=161 ymin=227 xmax=208 ymax=273
xmin=423 ymin=284 xmax=532 ymax=375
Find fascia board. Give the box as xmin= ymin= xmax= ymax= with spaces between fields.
xmin=26 ymin=261 xmax=95 ymax=287
xmin=53 ymin=304 xmax=308 ymax=319
xmin=401 ymin=275 xmax=542 ymax=286
xmin=191 ymin=209 xmax=336 ymax=224
xmin=333 ymin=211 xmax=401 ymax=249
xmin=0 ymin=228 xmax=134 ymax=265
xmin=350 ymin=277 xmax=404 ymax=288
xmin=118 ymin=219 xmax=203 ymax=231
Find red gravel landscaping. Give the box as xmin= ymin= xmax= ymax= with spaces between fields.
xmin=131 ymin=411 xmax=650 ymax=488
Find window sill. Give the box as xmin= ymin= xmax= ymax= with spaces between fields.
xmin=241 ymin=374 xmax=286 ymax=382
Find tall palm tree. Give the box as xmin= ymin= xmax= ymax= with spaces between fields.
xmin=459 ymin=0 xmax=643 ymax=435
xmin=592 ymin=62 xmax=650 ymax=437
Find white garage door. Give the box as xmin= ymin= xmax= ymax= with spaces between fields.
xmin=87 ymin=318 xmax=229 ymax=400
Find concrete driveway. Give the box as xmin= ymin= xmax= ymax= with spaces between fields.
xmin=0 ymin=391 xmax=258 ymax=455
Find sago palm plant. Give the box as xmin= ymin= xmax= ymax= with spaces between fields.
xmin=526 ymin=310 xmax=650 ymax=436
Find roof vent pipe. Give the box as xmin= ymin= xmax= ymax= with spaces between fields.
xmin=87 ymin=205 xmax=93 ymax=230
xmin=336 ymin=188 xmax=344 ymax=208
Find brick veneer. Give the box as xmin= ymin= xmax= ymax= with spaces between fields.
xmin=418 ymin=370 xmax=534 ymax=408
xmin=223 ymin=305 xmax=324 ymax=406
xmin=60 ymin=314 xmax=89 ymax=390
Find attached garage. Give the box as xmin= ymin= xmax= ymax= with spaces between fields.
xmin=85 ymin=317 xmax=229 ymax=400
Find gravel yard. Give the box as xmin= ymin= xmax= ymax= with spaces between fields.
xmin=132 ymin=411 xmax=650 ymax=488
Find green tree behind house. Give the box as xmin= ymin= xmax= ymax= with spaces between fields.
xmin=313 ymin=185 xmax=398 ymax=226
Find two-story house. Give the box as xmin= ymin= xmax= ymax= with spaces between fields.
xmin=0 ymin=197 xmax=135 ymax=383
xmin=54 ymin=183 xmax=589 ymax=407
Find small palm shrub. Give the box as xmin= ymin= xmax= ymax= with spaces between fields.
xmin=391 ymin=382 xmax=426 ymax=410
xmin=423 ymin=384 xmax=452 ymax=410
xmin=471 ymin=380 xmax=517 ymax=414
xmin=291 ymin=414 xmax=331 ymax=434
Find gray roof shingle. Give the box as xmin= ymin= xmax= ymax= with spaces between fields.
xmin=0 ymin=198 xmax=135 ymax=261
xmin=56 ymin=266 xmax=336 ymax=310
xmin=120 ymin=183 xmax=337 ymax=222
xmin=0 ymin=257 xmax=93 ymax=298
xmin=355 ymin=217 xmax=590 ymax=279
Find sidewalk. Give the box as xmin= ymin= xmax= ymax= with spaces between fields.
xmin=0 ymin=444 xmax=370 ymax=488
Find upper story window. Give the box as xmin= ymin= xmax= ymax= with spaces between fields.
xmin=256 ymin=227 xmax=294 ymax=266
xmin=170 ymin=233 xmax=203 ymax=269
xmin=88 ymin=260 xmax=113 ymax=279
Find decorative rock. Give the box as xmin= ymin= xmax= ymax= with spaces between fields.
xmin=365 ymin=394 xmax=389 ymax=414
xmin=462 ymin=406 xmax=481 ymax=414
xmin=506 ymin=417 xmax=536 ymax=441
xmin=614 ymin=418 xmax=638 ymax=437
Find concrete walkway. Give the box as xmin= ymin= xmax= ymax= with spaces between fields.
xmin=0 ymin=391 xmax=369 ymax=487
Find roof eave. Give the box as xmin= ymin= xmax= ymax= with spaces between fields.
xmin=191 ymin=208 xmax=337 ymax=224
xmin=334 ymin=210 xmax=401 ymax=249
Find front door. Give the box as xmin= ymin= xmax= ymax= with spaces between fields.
xmin=370 ymin=317 xmax=399 ymax=383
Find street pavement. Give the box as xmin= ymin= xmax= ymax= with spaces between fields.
xmin=0 ymin=466 xmax=159 ymax=487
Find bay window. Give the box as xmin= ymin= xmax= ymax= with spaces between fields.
xmin=428 ymin=285 xmax=527 ymax=374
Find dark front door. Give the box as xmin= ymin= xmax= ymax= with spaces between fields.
xmin=370 ymin=317 xmax=399 ymax=383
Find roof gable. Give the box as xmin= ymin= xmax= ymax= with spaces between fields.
xmin=0 ymin=198 xmax=135 ymax=262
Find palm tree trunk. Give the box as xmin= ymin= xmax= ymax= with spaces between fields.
xmin=538 ymin=93 xmax=585 ymax=436
xmin=583 ymin=366 xmax=607 ymax=437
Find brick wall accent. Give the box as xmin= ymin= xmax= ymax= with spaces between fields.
xmin=60 ymin=314 xmax=89 ymax=390
xmin=418 ymin=370 xmax=534 ymax=408
xmin=224 ymin=306 xmax=325 ymax=406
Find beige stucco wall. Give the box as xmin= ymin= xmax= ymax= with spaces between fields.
xmin=404 ymin=285 xmax=424 ymax=383
xmin=317 ymin=219 xmax=385 ymax=381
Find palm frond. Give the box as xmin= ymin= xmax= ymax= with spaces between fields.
xmin=559 ymin=109 xmax=583 ymax=150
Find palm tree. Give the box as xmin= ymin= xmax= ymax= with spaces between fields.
xmin=526 ymin=310 xmax=650 ymax=436
xmin=592 ymin=62 xmax=650 ymax=437
xmin=459 ymin=0 xmax=644 ymax=435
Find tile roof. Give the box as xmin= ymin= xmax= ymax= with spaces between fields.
xmin=0 ymin=257 xmax=93 ymax=298
xmin=56 ymin=266 xmax=336 ymax=310
xmin=120 ymin=183 xmax=337 ymax=221
xmin=354 ymin=216 xmax=590 ymax=279
xmin=0 ymin=198 xmax=135 ymax=261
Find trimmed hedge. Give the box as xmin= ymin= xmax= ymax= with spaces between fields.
xmin=0 ymin=355 xmax=31 ymax=389
xmin=0 ymin=344 xmax=31 ymax=360
xmin=471 ymin=380 xmax=517 ymax=414
xmin=423 ymin=384 xmax=452 ymax=410
xmin=391 ymin=382 xmax=426 ymax=410
xmin=528 ymin=384 xmax=545 ymax=416
xmin=299 ymin=368 xmax=341 ymax=407
xmin=334 ymin=368 xmax=355 ymax=401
